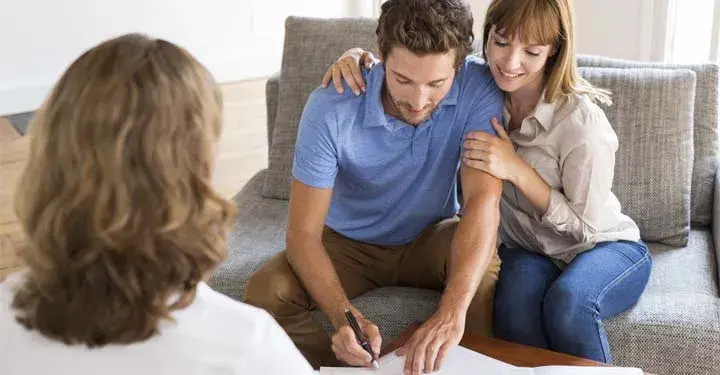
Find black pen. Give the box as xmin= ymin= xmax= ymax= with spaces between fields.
xmin=344 ymin=309 xmax=380 ymax=369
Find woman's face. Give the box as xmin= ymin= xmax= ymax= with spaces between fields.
xmin=485 ymin=25 xmax=555 ymax=94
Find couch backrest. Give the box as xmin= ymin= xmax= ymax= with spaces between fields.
xmin=262 ymin=17 xmax=379 ymax=200
xmin=263 ymin=17 xmax=718 ymax=244
xmin=577 ymin=55 xmax=719 ymax=227
xmin=578 ymin=67 xmax=696 ymax=246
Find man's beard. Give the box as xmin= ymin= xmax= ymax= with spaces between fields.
xmin=382 ymin=85 xmax=432 ymax=126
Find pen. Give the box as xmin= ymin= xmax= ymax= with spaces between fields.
xmin=344 ymin=309 xmax=380 ymax=369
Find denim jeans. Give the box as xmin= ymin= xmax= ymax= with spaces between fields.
xmin=492 ymin=240 xmax=652 ymax=363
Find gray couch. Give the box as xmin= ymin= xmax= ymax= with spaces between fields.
xmin=209 ymin=17 xmax=720 ymax=375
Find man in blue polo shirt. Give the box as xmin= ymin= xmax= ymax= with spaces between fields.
xmin=245 ymin=0 xmax=503 ymax=373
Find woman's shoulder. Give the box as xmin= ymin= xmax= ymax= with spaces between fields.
xmin=0 ymin=272 xmax=26 ymax=335
xmin=192 ymin=282 xmax=274 ymax=322
xmin=0 ymin=271 xmax=25 ymax=305
xmin=186 ymin=284 xmax=314 ymax=372
xmin=549 ymin=93 xmax=618 ymax=154
xmin=555 ymin=94 xmax=614 ymax=134
xmin=559 ymin=92 xmax=607 ymax=119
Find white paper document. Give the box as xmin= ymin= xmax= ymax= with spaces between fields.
xmin=318 ymin=346 xmax=643 ymax=375
xmin=511 ymin=366 xmax=644 ymax=375
xmin=319 ymin=346 xmax=515 ymax=374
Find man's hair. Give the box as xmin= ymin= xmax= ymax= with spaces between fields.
xmin=376 ymin=0 xmax=474 ymax=67
xmin=12 ymin=33 xmax=236 ymax=347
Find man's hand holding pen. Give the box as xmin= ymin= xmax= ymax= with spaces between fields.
xmin=331 ymin=309 xmax=382 ymax=368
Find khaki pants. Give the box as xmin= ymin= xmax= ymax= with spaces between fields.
xmin=244 ymin=217 xmax=501 ymax=368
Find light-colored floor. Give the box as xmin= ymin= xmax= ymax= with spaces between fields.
xmin=0 ymin=78 xmax=268 ymax=279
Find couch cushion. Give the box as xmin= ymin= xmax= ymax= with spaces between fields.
xmin=644 ymin=229 xmax=719 ymax=296
xmin=211 ymin=169 xmax=441 ymax=342
xmin=606 ymin=294 xmax=719 ymax=374
xmin=209 ymin=170 xmax=288 ymax=300
xmin=313 ymin=287 xmax=440 ymax=345
xmin=319 ymin=231 xmax=720 ymax=374
xmin=578 ymin=55 xmax=719 ymax=227
xmin=212 ymin=171 xmax=720 ymax=374
xmin=604 ymin=230 xmax=719 ymax=374
xmin=262 ymin=16 xmax=379 ymax=199
xmin=577 ymin=67 xmax=695 ymax=247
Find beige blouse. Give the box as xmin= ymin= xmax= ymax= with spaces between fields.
xmin=498 ymin=93 xmax=641 ymax=264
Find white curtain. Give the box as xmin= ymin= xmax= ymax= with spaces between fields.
xmin=665 ymin=0 xmax=719 ymax=62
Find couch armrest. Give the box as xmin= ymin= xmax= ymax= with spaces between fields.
xmin=713 ymin=164 xmax=720 ymax=290
xmin=265 ymin=73 xmax=280 ymax=155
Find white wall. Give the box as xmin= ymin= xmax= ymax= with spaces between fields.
xmin=0 ymin=0 xmax=372 ymax=115
xmin=0 ymin=0 xmax=666 ymax=115
xmin=467 ymin=0 xmax=665 ymax=61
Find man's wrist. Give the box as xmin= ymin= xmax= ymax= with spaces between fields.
xmin=329 ymin=303 xmax=356 ymax=330
xmin=437 ymin=294 xmax=470 ymax=319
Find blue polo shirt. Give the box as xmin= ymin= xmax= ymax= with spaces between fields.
xmin=292 ymin=55 xmax=503 ymax=245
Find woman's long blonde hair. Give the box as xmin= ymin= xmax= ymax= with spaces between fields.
xmin=12 ymin=33 xmax=236 ymax=347
xmin=482 ymin=0 xmax=611 ymax=105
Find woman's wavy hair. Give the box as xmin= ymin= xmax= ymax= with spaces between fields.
xmin=12 ymin=33 xmax=236 ymax=347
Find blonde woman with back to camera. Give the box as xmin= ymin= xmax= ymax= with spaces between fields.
xmin=322 ymin=0 xmax=652 ymax=364
xmin=0 ymin=33 xmax=314 ymax=375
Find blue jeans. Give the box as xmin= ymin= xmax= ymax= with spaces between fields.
xmin=492 ymin=241 xmax=652 ymax=363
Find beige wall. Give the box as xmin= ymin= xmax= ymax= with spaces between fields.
xmin=467 ymin=0 xmax=664 ymax=61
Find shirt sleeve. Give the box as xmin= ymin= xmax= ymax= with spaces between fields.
xmin=539 ymin=108 xmax=618 ymax=243
xmin=462 ymin=65 xmax=504 ymax=136
xmin=292 ymin=89 xmax=339 ymax=188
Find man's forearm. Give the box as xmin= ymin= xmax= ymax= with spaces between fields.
xmin=286 ymin=234 xmax=352 ymax=328
xmin=438 ymin=196 xmax=500 ymax=314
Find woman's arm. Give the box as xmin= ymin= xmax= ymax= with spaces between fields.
xmin=463 ymin=108 xmax=618 ymax=243
xmin=533 ymin=110 xmax=618 ymax=243
xmin=536 ymin=135 xmax=617 ymax=243
xmin=463 ymin=119 xmax=552 ymax=214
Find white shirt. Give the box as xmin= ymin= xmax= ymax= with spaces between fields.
xmin=499 ymin=93 xmax=641 ymax=263
xmin=0 ymin=272 xmax=315 ymax=375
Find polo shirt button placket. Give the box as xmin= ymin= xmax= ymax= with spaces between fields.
xmin=411 ymin=129 xmax=430 ymax=163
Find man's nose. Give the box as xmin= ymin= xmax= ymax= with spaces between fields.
xmin=409 ymin=87 xmax=430 ymax=110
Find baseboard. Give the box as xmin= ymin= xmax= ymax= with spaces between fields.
xmin=0 ymin=55 xmax=281 ymax=116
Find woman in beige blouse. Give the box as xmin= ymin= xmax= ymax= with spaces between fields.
xmin=320 ymin=0 xmax=651 ymax=364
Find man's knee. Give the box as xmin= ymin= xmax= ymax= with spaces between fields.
xmin=466 ymin=253 xmax=501 ymax=336
xmin=477 ymin=251 xmax=501 ymax=304
xmin=245 ymin=252 xmax=307 ymax=316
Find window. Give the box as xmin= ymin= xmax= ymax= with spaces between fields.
xmin=665 ymin=0 xmax=720 ymax=62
